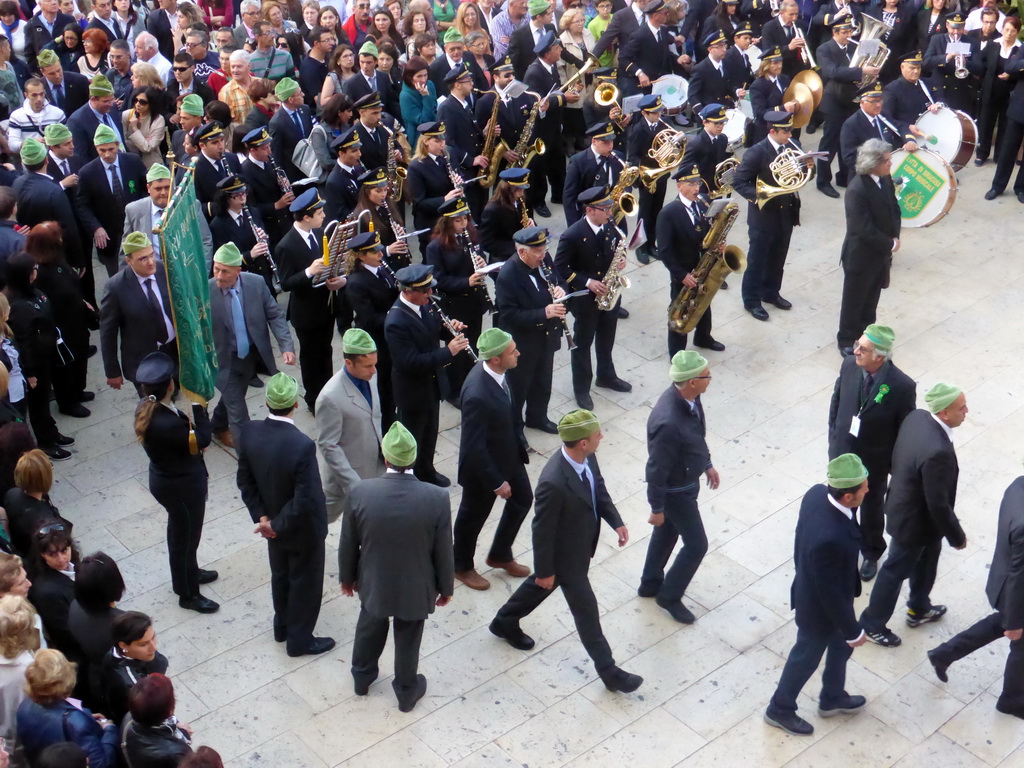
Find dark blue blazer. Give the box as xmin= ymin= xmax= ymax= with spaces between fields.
xmin=645 ymin=385 xmax=710 ymax=513
xmin=436 ymin=94 xmax=484 ymax=169
xmin=681 ymin=127 xmax=729 ymax=192
xmin=43 ymin=71 xmax=90 ymax=117
xmin=494 ymin=252 xmax=562 ymax=352
xmin=98 ymin=259 xmax=173 ymax=382
xmin=882 ymin=76 xmax=932 ymax=139
xmin=457 ymin=360 xmax=528 ymax=490
xmin=723 ymin=43 xmax=755 ymax=92
xmin=269 ymin=104 xmax=314 ymax=182
xmin=687 ymin=57 xmax=734 ymax=115
xmin=383 ymin=299 xmax=451 ymax=408
xmin=323 ymin=162 xmax=360 ymax=224
xmin=655 ymin=197 xmax=707 ymax=283
xmin=11 ymin=172 xmax=84 ymax=268
xmin=74 ymin=152 xmax=147 ymax=239
xmin=839 ymin=108 xmax=901 ymax=174
xmin=145 ymin=8 xmax=175 ymax=61
xmin=748 ymin=73 xmax=790 ymax=145
xmin=731 ymin=135 xmax=801 ymax=230
xmin=343 ymin=69 xmax=401 ymax=118
xmin=406 ymin=155 xmax=457 ymax=231
xmin=563 ymin=148 xmax=624 ymax=227
xmin=66 ymin=102 xmax=125 ymax=163
xmin=193 ymin=152 xmax=243 ymax=218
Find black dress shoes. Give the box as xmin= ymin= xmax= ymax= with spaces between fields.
xmin=595 ymin=377 xmax=631 ymax=393
xmin=818 ymin=183 xmax=840 ymax=199
xmin=694 ymin=337 xmax=725 ymax=352
xmin=354 ymin=672 xmax=378 ymax=695
xmin=996 ymin=700 xmax=1024 ymax=719
xmin=179 ymin=595 xmax=220 ymax=614
xmin=985 ymin=188 xmax=1001 ymax=200
xmin=747 ymin=306 xmax=769 ymax=321
xmin=428 ymin=473 xmax=451 ymax=488
xmin=655 ymin=597 xmax=695 ymax=624
xmin=974 ymin=157 xmax=986 ymax=167
xmin=535 ymin=204 xmax=552 ymax=218
xmin=54 ymin=434 xmax=75 ymax=446
xmin=859 ymin=559 xmax=877 ymax=581
xmin=526 ymin=419 xmax=559 ymax=434
xmin=274 ymin=628 xmax=286 ymax=642
xmin=287 ymin=636 xmax=336 ymax=657
xmin=1017 ymin=192 xmax=1024 ymax=204
xmin=489 ymin=618 xmax=535 ymax=650
xmin=78 ymin=391 xmax=95 ymax=403
xmin=395 ymin=674 xmax=427 ymax=712
xmin=818 ymin=694 xmax=866 ymax=717
xmin=249 ymin=376 xmax=264 ymax=388
xmin=764 ymin=709 xmax=813 ymax=735
xmin=87 ymin=344 xmax=97 ymax=358
xmin=927 ymin=650 xmax=949 ymax=683
xmin=43 ymin=446 xmax=72 ymax=461
xmin=635 ymin=248 xmax=650 ymax=265
xmin=59 ymin=404 xmax=91 ymax=418
xmin=575 ymin=391 xmax=594 ymax=410
xmin=616 ymin=306 xmax=630 ymax=319
xmin=600 ymin=666 xmax=643 ymax=693
xmin=198 ymin=569 xmax=219 ymax=584
xmin=764 ymin=296 xmax=792 ymax=310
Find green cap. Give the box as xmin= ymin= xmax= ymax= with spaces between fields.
xmin=37 ymin=49 xmax=58 ymax=68
xmin=443 ymin=27 xmax=464 ymax=44
xmin=382 ymin=421 xmax=417 ymax=467
xmin=557 ymin=409 xmax=600 ymax=442
xmin=146 ymin=163 xmax=171 ymax=183
xmin=181 ymin=93 xmax=204 ymax=117
xmin=93 ymin=124 xmax=120 ymax=146
xmin=359 ymin=39 xmax=379 ymax=57
xmin=342 ymin=327 xmax=377 ymax=355
xmin=213 ymin=242 xmax=243 ymax=267
xmin=43 ymin=123 xmax=71 ymax=147
xmin=669 ymin=350 xmax=708 ymax=383
xmin=19 ymin=138 xmax=46 ymax=166
xmin=527 ymin=0 xmax=551 ymax=16
xmin=477 ymin=327 xmax=512 ymax=360
xmin=266 ymin=372 xmax=300 ymax=410
xmin=862 ymin=324 xmax=894 ymax=352
xmin=122 ymin=231 xmax=152 ymax=255
xmin=274 ymin=77 xmax=299 ymax=100
xmin=826 ymin=453 xmax=868 ymax=489
xmin=925 ymin=382 xmax=962 ymax=414
xmin=89 ymin=73 xmax=114 ymax=97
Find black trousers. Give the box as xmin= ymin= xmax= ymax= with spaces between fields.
xmin=637 ymin=175 xmax=668 ymax=254
xmin=507 ymin=336 xmax=555 ymax=426
xmin=859 ymin=536 xmax=942 ymax=632
xmin=267 ymin=536 xmax=326 ymax=655
xmin=817 ymin=107 xmax=856 ymax=187
xmin=294 ymin=323 xmax=335 ymax=410
xmin=25 ymin=361 xmax=59 ymax=446
xmin=453 ymin=464 xmax=533 ymax=573
xmin=398 ymin=403 xmax=440 ymax=482
xmin=741 ymin=224 xmax=793 ymax=309
xmin=977 ymin=89 xmax=1011 ymax=160
xmin=526 ymin=137 xmax=566 ymax=207
xmin=991 ymin=116 xmax=1024 ymax=194
xmin=857 ymin=462 xmax=889 ymax=562
xmin=150 ymin=469 xmax=207 ymax=598
xmin=667 ymin=280 xmax=713 ymax=358
xmin=351 ymin=604 xmax=424 ymax=694
xmin=638 ymin=486 xmax=708 ymax=601
xmin=768 ymin=626 xmax=853 ymax=715
xmin=495 ymin=573 xmax=615 ymax=674
xmin=570 ymin=301 xmax=620 ymax=396
xmin=51 ymin=335 xmax=89 ymax=411
xmin=837 ymin=266 xmax=886 ymax=349
xmin=930 ymin=611 xmax=1024 ymax=711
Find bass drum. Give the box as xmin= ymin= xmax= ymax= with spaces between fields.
xmin=914 ymin=107 xmax=977 ymax=171
xmin=890 ymin=148 xmax=957 ymax=228
xmin=723 ymin=108 xmax=749 ymax=150
xmin=652 ymin=74 xmax=689 ymax=115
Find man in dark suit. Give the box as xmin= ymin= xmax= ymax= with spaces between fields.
xmin=554 ymin=186 xmax=631 ymax=410
xmin=209 ymin=243 xmax=296 ymax=448
xmin=688 ymin=30 xmax=739 ymax=115
xmin=859 ymin=384 xmax=969 ymax=647
xmin=828 ymin=324 xmax=916 ymax=580
xmin=507 ymin=0 xmax=555 ymax=81
xmin=453 ymin=329 xmax=533 ymax=591
xmin=239 ymin=127 xmax=294 ymax=250
xmin=473 ymin=55 xmax=535 ymax=178
xmin=681 ymin=104 xmax=732 ymax=195
xmin=323 ymin=129 xmax=364 ymax=225
xmin=974 ymin=12 xmax=1015 ymax=165
xmin=839 ymin=84 xmax=907 ymax=180
xmin=592 ymin=0 xmax=645 ymax=61
xmin=276 ymin=189 xmax=342 ymax=413
xmin=343 ymin=40 xmax=402 ymax=118
xmin=268 ymin=77 xmax=314 ymax=183
xmin=167 ymin=54 xmax=216 ymax=109
xmin=339 ymin=421 xmax=454 ymax=712
xmin=835 ymin=139 xmax=902 ymax=354
xmin=23 ymin=0 xmax=77 ymax=72
xmin=437 ymin=64 xmax=489 ymax=222
xmin=627 ymin=93 xmax=674 ymax=264
xmin=427 ymin=28 xmax=471 ymax=97
xmin=883 ymin=51 xmax=938 ymax=142
xmin=564 ymin=122 xmax=626 ymax=227
xmin=640 ymin=351 xmax=720 ymax=624
xmin=194 ymin=121 xmax=243 ymax=220
xmin=763 ymin=454 xmax=869 ymax=737
xmin=37 ymin=50 xmax=90 ymax=116
xmin=75 ymin=125 xmax=148 ymax=277
xmin=927 ymin=476 xmax=1024 ymax=718
xmin=924 ymin=14 xmax=983 ymax=115
xmin=656 ymin=164 xmax=724 ymax=356
xmin=66 ymin=74 xmax=125 ymax=164
xmin=619 ymin=0 xmax=687 ymax=96
xmin=985 ymin=44 xmax=1024 ymax=201
xmin=99 ymin=233 xmax=178 ymax=395
xmin=732 ymin=110 xmax=805 ymax=321
xmin=758 ymin=1 xmax=809 ymax=80
xmin=351 ymin=93 xmax=398 ymax=175
xmin=489 ymin=409 xmax=643 ymax=693
xmin=238 ymin=372 xmax=334 ymax=658
xmin=145 ymin=0 xmax=177 ymax=61
xmin=86 ymin=0 xmax=123 ymax=43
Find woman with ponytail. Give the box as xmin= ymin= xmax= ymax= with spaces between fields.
xmin=133 ymin=352 xmax=219 ymax=616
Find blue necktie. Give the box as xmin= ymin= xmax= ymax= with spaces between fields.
xmin=292 ymin=110 xmax=303 ymax=134
xmin=230 ymin=288 xmax=250 ymax=359
xmin=53 ymin=84 xmax=63 ymax=109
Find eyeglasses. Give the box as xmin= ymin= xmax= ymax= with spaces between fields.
xmin=172 ymin=65 xmax=191 ymax=72
xmin=184 ymin=41 xmax=200 ymax=48
xmin=36 ymin=523 xmax=66 ymax=538
xmin=692 ymin=375 xmax=712 ymax=380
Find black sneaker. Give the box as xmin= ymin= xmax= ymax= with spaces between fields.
xmin=865 ymin=628 xmax=902 ymax=647
xmin=54 ymin=434 xmax=75 ymax=447
xmin=43 ymin=445 xmax=72 ymax=461
xmin=764 ymin=709 xmax=813 ymax=736
xmin=907 ymin=605 xmax=947 ymax=627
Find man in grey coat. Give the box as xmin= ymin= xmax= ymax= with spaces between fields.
xmin=339 ymin=422 xmax=455 ymax=713
xmin=315 ymin=328 xmax=385 ymax=522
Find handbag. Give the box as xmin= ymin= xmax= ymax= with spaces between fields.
xmin=292 ymin=129 xmax=322 ymax=179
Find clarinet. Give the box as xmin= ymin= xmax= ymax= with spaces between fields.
xmin=429 ymin=296 xmax=480 ymax=362
xmin=441 ymin=147 xmax=465 ymax=192
xmin=538 ymin=256 xmax=577 ymax=351
xmin=378 ymin=204 xmax=412 ymax=269
xmin=241 ymin=205 xmax=281 ymax=291
xmin=457 ymin=230 xmax=495 ymax=314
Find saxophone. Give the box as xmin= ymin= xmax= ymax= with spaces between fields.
xmin=608 ymin=156 xmax=640 ymax=223
xmin=517 ymin=198 xmax=529 ymax=228
xmin=510 ymin=92 xmax=545 ymax=168
xmin=596 ymin=225 xmax=631 ymax=311
xmin=480 ymin=90 xmax=509 ymax=188
xmin=384 ymin=123 xmax=408 ymax=201
xmin=667 ymin=201 xmax=746 ymax=334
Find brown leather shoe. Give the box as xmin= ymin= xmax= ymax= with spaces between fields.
xmin=454 ymin=569 xmax=490 ymax=590
xmin=215 ymin=430 xmax=234 ymax=448
xmin=486 ymin=558 xmax=531 ymax=578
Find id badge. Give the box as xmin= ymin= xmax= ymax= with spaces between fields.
xmin=849 ymin=415 xmax=861 ymax=437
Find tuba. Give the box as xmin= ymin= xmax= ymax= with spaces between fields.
xmin=668 ymin=202 xmax=746 ymax=334
xmin=849 ymin=14 xmax=891 ymax=88
xmin=596 ymin=225 xmax=631 ymax=311
xmin=755 ymin=147 xmax=815 ymax=208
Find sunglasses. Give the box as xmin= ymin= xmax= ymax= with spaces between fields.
xmin=172 ymin=65 xmax=191 ymax=72
xmin=36 ymin=523 xmax=66 ymax=538
xmin=134 ymin=98 xmax=148 ymax=104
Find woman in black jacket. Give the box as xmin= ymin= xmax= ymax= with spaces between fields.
xmin=3 ymin=252 xmax=74 ymax=461
xmin=26 ymin=521 xmax=82 ymax=666
xmin=67 ymin=553 xmax=126 ymax=710
xmin=121 ymin=673 xmax=193 ymax=768
xmin=3 ymin=448 xmax=71 ymax=557
xmin=134 ymin=353 xmax=219 ymax=615
xmin=480 ymin=169 xmax=533 ymax=264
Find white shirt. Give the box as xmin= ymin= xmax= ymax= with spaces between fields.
xmin=385 ymin=467 xmax=415 ymax=474
xmin=399 ymin=294 xmax=422 ymax=316
xmin=134 ymin=271 xmax=176 ymax=343
xmin=482 ymin=361 xmax=507 ymax=390
xmin=247 ymin=155 xmax=266 ymax=169
xmin=560 ymin=447 xmax=596 ymax=509
xmin=930 ymin=413 xmax=954 ymax=441
xmin=267 ymin=414 xmax=295 ymax=424
xmin=965 ymin=7 xmax=1005 ymax=32
xmin=585 ymin=216 xmax=604 ymax=236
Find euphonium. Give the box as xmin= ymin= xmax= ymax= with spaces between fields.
xmin=608 ymin=155 xmax=639 ymax=222
xmin=668 ymin=202 xmax=746 ymax=334
xmin=480 ymin=90 xmax=509 ymax=188
xmin=596 ymin=225 xmax=631 ymax=312
xmin=755 ymin=146 xmax=815 ymax=208
xmin=849 ymin=14 xmax=891 ymax=88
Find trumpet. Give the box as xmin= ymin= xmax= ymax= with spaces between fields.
xmin=794 ymin=27 xmax=817 ymax=69
xmin=954 ymin=52 xmax=969 ymax=79
xmin=595 ymin=82 xmax=629 ymax=130
xmin=429 ymin=296 xmax=480 ymax=362
xmin=549 ymin=53 xmax=599 ymax=98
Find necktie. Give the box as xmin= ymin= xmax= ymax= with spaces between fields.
xmin=862 ymin=372 xmax=874 ymax=404
xmin=217 ymin=159 xmax=226 ymax=177
xmin=501 ymin=378 xmax=512 ymax=402
xmin=875 ymin=117 xmax=885 ymax=139
xmin=292 ymin=109 xmax=303 ymax=134
xmin=53 ymin=84 xmax=63 ymax=109
xmin=108 ymin=164 xmax=124 ymax=203
xmin=786 ymin=24 xmax=793 ymax=39
xmin=152 ymin=208 xmax=164 ymax=256
xmin=307 ymin=233 xmax=318 ymax=252
xmin=61 ymin=160 xmax=69 ymax=176
xmin=579 ymin=467 xmax=597 ymax=517
xmin=145 ymin=278 xmax=169 ymax=343
xmin=230 ymin=288 xmax=250 ymax=359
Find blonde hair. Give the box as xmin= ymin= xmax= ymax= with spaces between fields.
xmin=14 ymin=449 xmax=52 ymax=496
xmin=24 ymin=648 xmax=77 ymax=705
xmin=559 ymin=6 xmax=584 ymax=31
xmin=0 ymin=595 xmax=39 ymax=659
xmin=131 ymin=62 xmax=164 ymax=89
xmin=0 ymin=554 xmax=23 ymax=595
xmin=0 ymin=363 xmax=9 ymax=401
xmin=0 ymin=293 xmax=12 ymax=339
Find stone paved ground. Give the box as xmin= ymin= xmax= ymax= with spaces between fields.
xmin=54 ymin=151 xmax=1024 ymax=767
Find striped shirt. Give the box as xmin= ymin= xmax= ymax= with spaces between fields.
xmin=248 ymin=46 xmax=294 ymax=82
xmin=7 ymin=102 xmax=66 ymax=153
xmin=491 ymin=9 xmax=529 ymax=60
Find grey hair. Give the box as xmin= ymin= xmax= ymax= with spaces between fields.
xmin=855 ymin=138 xmax=891 ymax=176
xmin=186 ymin=28 xmax=210 ymax=46
xmin=135 ymin=31 xmax=157 ymax=52
xmin=241 ymin=0 xmax=260 ymax=12
xmin=464 ymin=30 xmax=488 ymax=46
xmin=780 ymin=0 xmax=798 ymax=10
xmin=229 ymin=49 xmax=251 ymax=65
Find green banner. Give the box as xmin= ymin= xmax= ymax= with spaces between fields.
xmin=893 ymin=152 xmax=947 ymax=223
xmin=156 ymin=166 xmax=218 ymax=403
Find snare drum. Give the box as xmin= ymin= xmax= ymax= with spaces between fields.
xmin=652 ymin=74 xmax=689 ymax=114
xmin=723 ymin=108 xmax=749 ymax=149
xmin=914 ymin=107 xmax=977 ymax=171
xmin=890 ymin=148 xmax=958 ymax=228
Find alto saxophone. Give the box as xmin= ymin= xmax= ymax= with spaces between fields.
xmin=480 ymin=89 xmax=509 ymax=188
xmin=510 ymin=92 xmax=545 ymax=168
xmin=384 ymin=122 xmax=408 ymax=200
xmin=457 ymin=230 xmax=495 ymax=313
xmin=668 ymin=201 xmax=746 ymax=334
xmin=596 ymin=226 xmax=631 ymax=311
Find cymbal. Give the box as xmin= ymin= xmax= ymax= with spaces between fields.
xmin=788 ymin=83 xmax=815 ymax=130
xmin=789 ymin=69 xmax=824 ymax=110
